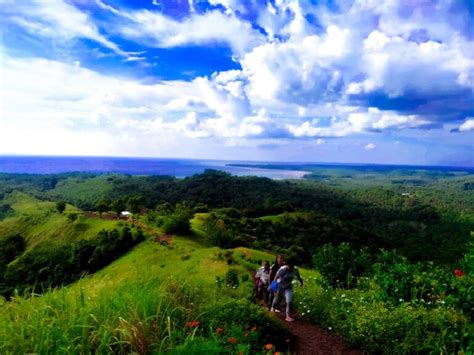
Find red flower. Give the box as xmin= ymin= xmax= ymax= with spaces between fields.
xmin=251 ymin=326 xmax=257 ymax=332
xmin=454 ymin=269 xmax=465 ymax=277
xmin=264 ymin=343 xmax=273 ymax=350
xmin=185 ymin=320 xmax=200 ymax=328
xmin=216 ymin=327 xmax=224 ymax=334
xmin=228 ymin=337 xmax=238 ymax=344
xmin=243 ymin=332 xmax=249 ymax=337
xmin=274 ymin=352 xmax=281 ymax=355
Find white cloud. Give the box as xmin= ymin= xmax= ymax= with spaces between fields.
xmin=365 ymin=143 xmax=376 ymax=150
xmin=286 ymin=107 xmax=429 ymax=138
xmin=2 ymin=0 xmax=472 ymax=160
xmin=4 ymin=0 xmax=128 ymax=56
xmin=459 ymin=119 xmax=474 ymax=132
xmin=98 ymin=1 xmax=264 ymax=56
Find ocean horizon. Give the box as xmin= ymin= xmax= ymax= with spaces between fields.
xmin=0 ymin=155 xmax=311 ymax=179
xmin=0 ymin=155 xmax=473 ymax=179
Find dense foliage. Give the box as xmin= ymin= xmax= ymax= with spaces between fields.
xmin=2 ymin=170 xmax=471 ymax=263
xmin=0 ymin=227 xmax=144 ymax=298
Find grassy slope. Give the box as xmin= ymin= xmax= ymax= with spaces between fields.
xmin=0 ymin=212 xmax=319 ymax=353
xmin=0 ymin=192 xmax=120 ymax=250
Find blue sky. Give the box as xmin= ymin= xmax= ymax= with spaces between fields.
xmin=0 ymin=0 xmax=473 ymax=166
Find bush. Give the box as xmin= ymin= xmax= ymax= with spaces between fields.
xmin=200 ymin=299 xmax=291 ymax=352
xmin=313 ymin=243 xmax=373 ymax=288
xmin=0 ymin=234 xmax=25 ymax=265
xmin=224 ymin=269 xmax=239 ymax=288
xmin=162 ymin=204 xmax=192 ymax=235
xmin=296 ymin=282 xmax=471 ymax=354
xmin=373 ymin=250 xmax=474 ymax=319
xmin=204 ymin=217 xmax=237 ymax=248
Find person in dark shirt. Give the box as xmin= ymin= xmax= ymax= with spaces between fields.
xmin=268 ymin=254 xmax=285 ymax=310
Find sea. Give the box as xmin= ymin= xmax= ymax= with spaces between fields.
xmin=0 ymin=156 xmax=309 ymax=180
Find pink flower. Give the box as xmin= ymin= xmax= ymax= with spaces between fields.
xmin=454 ymin=269 xmax=465 ymax=277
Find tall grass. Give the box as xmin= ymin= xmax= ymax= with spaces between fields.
xmin=0 ymin=278 xmax=205 ymax=354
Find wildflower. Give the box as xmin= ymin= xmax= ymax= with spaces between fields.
xmin=275 ymin=352 xmax=281 ymax=355
xmin=244 ymin=332 xmax=249 ymax=337
xmin=265 ymin=343 xmax=273 ymax=350
xmin=328 ymin=326 xmax=332 ymax=330
xmin=185 ymin=320 xmax=200 ymax=328
xmin=228 ymin=337 xmax=238 ymax=344
xmin=251 ymin=326 xmax=257 ymax=332
xmin=399 ymin=298 xmax=404 ymax=302
xmin=216 ymin=327 xmax=224 ymax=334
xmin=454 ymin=269 xmax=464 ymax=277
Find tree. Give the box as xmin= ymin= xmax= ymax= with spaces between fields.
xmin=96 ymin=200 xmax=110 ymax=217
xmin=56 ymin=201 xmax=66 ymax=214
xmin=111 ymin=199 xmax=126 ymax=217
xmin=127 ymin=196 xmax=145 ymax=214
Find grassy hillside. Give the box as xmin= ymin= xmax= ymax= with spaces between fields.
xmin=0 ymin=191 xmax=120 ymax=250
xmin=0 ymin=216 xmax=296 ymax=353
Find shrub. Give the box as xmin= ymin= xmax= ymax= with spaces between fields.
xmin=313 ymin=243 xmax=373 ymax=288
xmin=224 ymin=269 xmax=239 ymax=288
xmin=67 ymin=213 xmax=78 ymax=222
xmin=296 ymin=279 xmax=472 ymax=354
xmin=162 ymin=204 xmax=192 ymax=235
xmin=0 ymin=234 xmax=25 ymax=265
xmin=200 ymin=299 xmax=291 ymax=352
xmin=56 ymin=201 xmax=66 ymax=214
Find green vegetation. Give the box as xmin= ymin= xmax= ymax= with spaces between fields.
xmin=0 ymin=169 xmax=472 ymax=354
xmin=0 ymin=235 xmax=289 ymax=353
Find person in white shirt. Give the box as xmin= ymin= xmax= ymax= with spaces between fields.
xmin=256 ymin=260 xmax=271 ymax=305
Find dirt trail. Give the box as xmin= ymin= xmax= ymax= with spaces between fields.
xmin=272 ymin=311 xmax=363 ymax=355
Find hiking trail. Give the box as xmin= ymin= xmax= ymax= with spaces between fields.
xmin=272 ymin=311 xmax=363 ymax=355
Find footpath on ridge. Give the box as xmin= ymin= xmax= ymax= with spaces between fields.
xmin=272 ymin=311 xmax=363 ymax=355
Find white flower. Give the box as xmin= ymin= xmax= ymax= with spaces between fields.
xmin=399 ymin=298 xmax=404 ymax=302
xmin=328 ymin=326 xmax=332 ymax=330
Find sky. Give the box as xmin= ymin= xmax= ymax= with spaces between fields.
xmin=0 ymin=0 xmax=473 ymax=166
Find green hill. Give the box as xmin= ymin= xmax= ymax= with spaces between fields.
xmin=0 ymin=212 xmax=295 ymax=354
xmin=0 ymin=191 xmax=120 ymax=251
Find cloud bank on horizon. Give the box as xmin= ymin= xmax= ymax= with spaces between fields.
xmin=0 ymin=0 xmax=473 ymax=166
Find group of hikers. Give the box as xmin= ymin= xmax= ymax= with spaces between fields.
xmin=254 ymin=254 xmax=303 ymax=322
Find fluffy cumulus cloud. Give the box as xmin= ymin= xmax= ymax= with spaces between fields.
xmin=1 ymin=0 xmax=473 ymax=163
xmin=459 ymin=119 xmax=474 ymax=132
